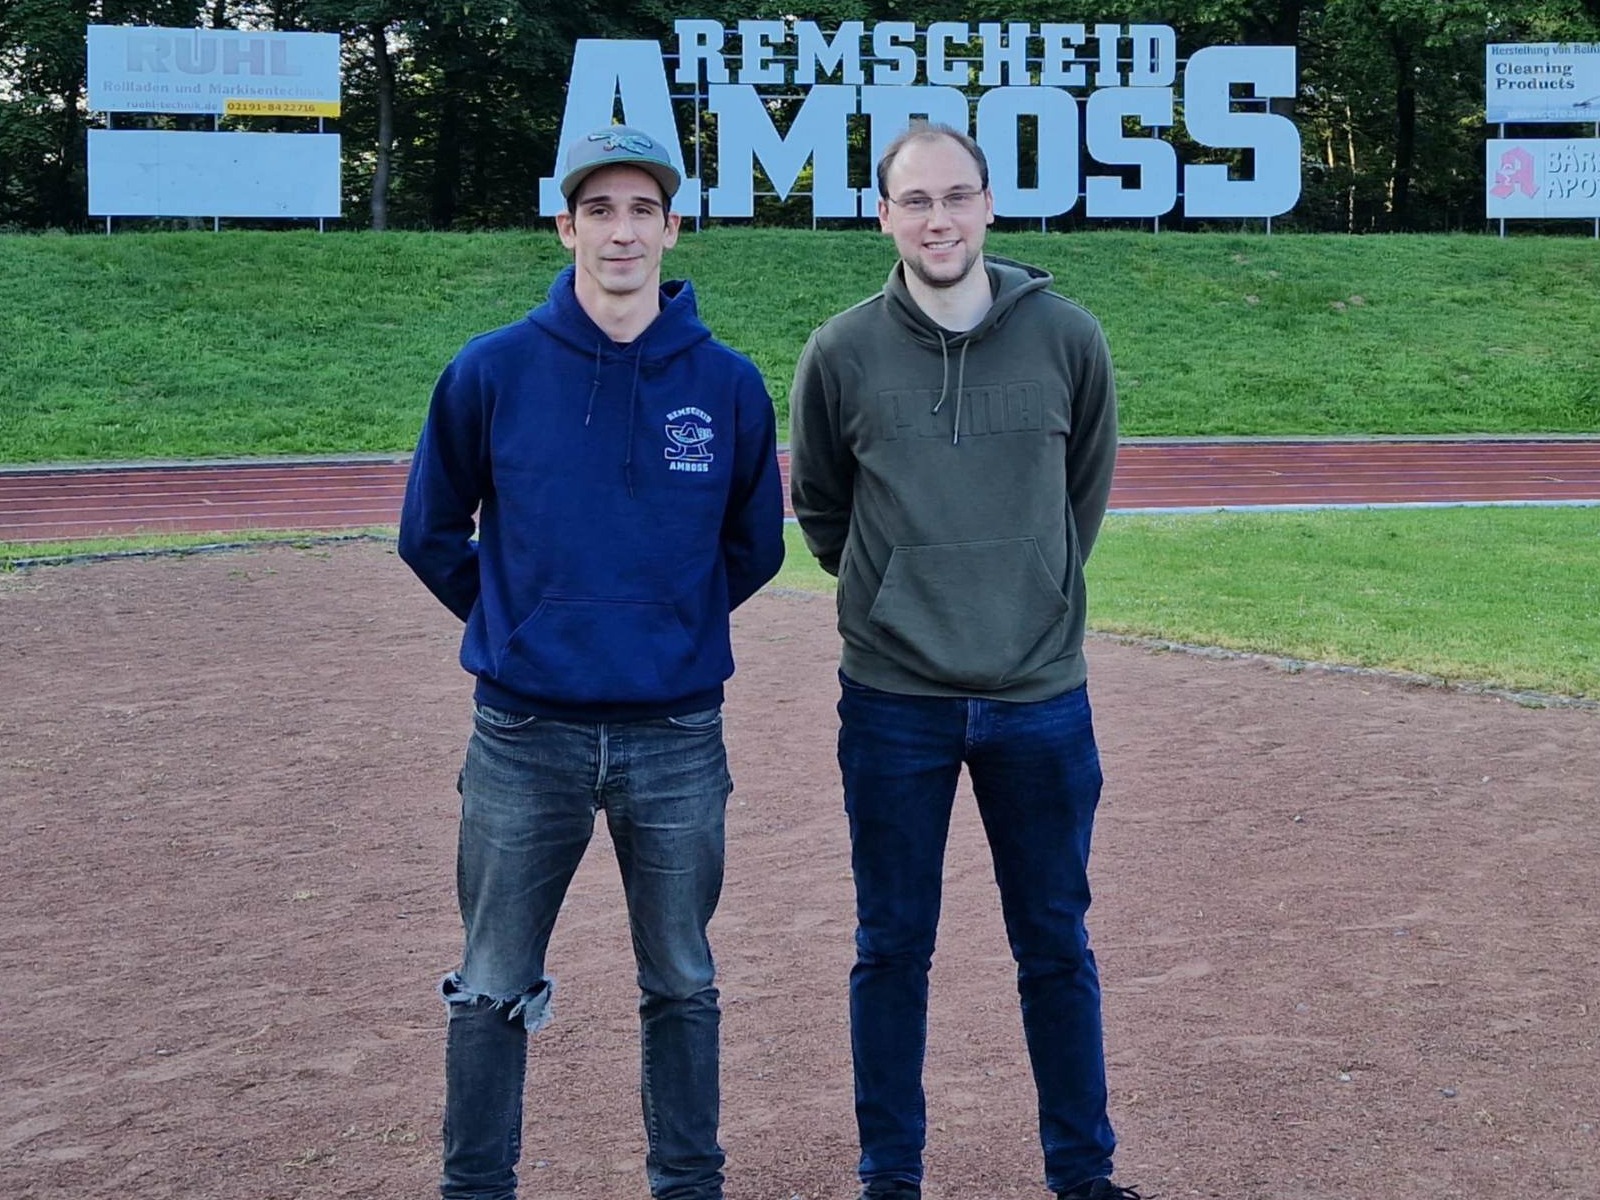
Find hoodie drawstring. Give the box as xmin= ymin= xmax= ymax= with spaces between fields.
xmin=930 ymin=331 xmax=951 ymax=417
xmin=928 ymin=331 xmax=969 ymax=446
xmin=585 ymin=341 xmax=646 ymax=498
xmin=623 ymin=347 xmax=644 ymax=498
xmin=952 ymin=341 xmax=970 ymax=446
xmin=584 ymin=342 xmax=601 ymax=427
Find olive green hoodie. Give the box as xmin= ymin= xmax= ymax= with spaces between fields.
xmin=789 ymin=254 xmax=1118 ymax=701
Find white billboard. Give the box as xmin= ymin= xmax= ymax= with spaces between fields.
xmin=1486 ymin=139 xmax=1600 ymax=218
xmin=1485 ymin=43 xmax=1600 ymax=124
xmin=87 ymin=25 xmax=340 ymax=115
xmin=87 ymin=130 xmax=341 ymax=217
xmin=538 ymin=20 xmax=1301 ymax=221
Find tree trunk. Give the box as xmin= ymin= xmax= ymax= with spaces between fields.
xmin=1345 ymin=106 xmax=1358 ymax=234
xmin=370 ymin=22 xmax=395 ymax=232
xmin=55 ymin=81 xmax=84 ymax=229
xmin=1390 ymin=32 xmax=1415 ymax=231
xmin=431 ymin=78 xmax=462 ymax=228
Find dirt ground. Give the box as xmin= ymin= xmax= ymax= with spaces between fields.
xmin=2 ymin=539 xmax=1596 ymax=1200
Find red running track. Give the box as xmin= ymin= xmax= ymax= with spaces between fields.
xmin=2 ymin=440 xmax=1600 ymax=545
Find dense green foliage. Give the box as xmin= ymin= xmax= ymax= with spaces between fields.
xmin=3 ymin=2 xmax=1600 ymax=231
xmin=2 ymin=227 xmax=1596 ymax=463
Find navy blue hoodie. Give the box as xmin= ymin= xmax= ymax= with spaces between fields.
xmin=398 ymin=265 xmax=786 ymax=721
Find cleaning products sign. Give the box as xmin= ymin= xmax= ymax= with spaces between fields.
xmin=1485 ymin=43 xmax=1600 ymax=125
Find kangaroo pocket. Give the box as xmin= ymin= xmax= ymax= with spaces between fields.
xmin=496 ymin=597 xmax=697 ymax=704
xmin=865 ymin=538 xmax=1070 ymax=690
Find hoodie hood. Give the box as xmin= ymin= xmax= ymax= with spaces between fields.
xmin=882 ymin=254 xmax=1052 ymax=349
xmin=530 ymin=265 xmax=712 ymax=362
xmin=527 ymin=265 xmax=713 ymax=493
xmin=882 ymin=255 xmax=1053 ymax=443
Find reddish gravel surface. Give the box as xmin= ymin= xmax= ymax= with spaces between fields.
xmin=3 ymin=540 xmax=1597 ymax=1200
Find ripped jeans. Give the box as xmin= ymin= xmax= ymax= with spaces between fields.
xmin=439 ymin=702 xmax=731 ymax=1200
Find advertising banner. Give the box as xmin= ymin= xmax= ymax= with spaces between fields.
xmin=1485 ymin=43 xmax=1600 ymax=124
xmin=87 ymin=129 xmax=342 ymax=217
xmin=1486 ymin=139 xmax=1600 ymax=218
xmin=87 ymin=25 xmax=341 ymax=115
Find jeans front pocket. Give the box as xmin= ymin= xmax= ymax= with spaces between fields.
xmin=472 ymin=702 xmax=541 ymax=732
xmin=665 ymin=707 xmax=723 ymax=732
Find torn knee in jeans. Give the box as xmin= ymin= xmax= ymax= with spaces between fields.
xmin=439 ymin=970 xmax=556 ymax=1034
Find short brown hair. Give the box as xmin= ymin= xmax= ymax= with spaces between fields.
xmin=876 ymin=122 xmax=990 ymax=198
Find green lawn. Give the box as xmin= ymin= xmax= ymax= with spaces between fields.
xmin=1087 ymin=507 xmax=1600 ymax=700
xmin=2 ymin=228 xmax=1597 ymax=463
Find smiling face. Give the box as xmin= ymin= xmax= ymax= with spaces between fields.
xmin=877 ymin=132 xmax=995 ymax=291
xmin=555 ymin=163 xmax=681 ymax=305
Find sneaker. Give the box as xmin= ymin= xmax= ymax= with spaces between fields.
xmin=859 ymin=1186 xmax=920 ymax=1200
xmin=1057 ymin=1181 xmax=1144 ymax=1200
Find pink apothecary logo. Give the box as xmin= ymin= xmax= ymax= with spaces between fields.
xmin=1490 ymin=146 xmax=1538 ymax=198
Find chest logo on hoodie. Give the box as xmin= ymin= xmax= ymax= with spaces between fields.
xmin=665 ymin=407 xmax=715 ymax=473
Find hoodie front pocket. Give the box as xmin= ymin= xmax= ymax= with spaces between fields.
xmin=866 ymin=538 xmax=1070 ymax=690
xmin=497 ymin=597 xmax=695 ymax=704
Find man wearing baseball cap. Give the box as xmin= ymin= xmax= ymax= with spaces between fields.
xmin=399 ymin=124 xmax=785 ymax=1200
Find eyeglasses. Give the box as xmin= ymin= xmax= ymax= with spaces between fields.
xmin=886 ymin=189 xmax=985 ymax=217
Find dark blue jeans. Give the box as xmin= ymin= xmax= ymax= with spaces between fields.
xmin=439 ymin=703 xmax=730 ymax=1200
xmin=838 ymin=674 xmax=1116 ymax=1195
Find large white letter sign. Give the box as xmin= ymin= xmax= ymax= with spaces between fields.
xmin=796 ymin=20 xmax=864 ymax=85
xmin=978 ymin=22 xmax=1031 ymax=87
xmin=551 ymin=21 xmax=1306 ymax=223
xmin=1039 ymin=24 xmax=1087 ymax=87
xmin=869 ymin=22 xmax=917 ymax=85
xmin=1127 ymin=24 xmax=1177 ymax=87
xmin=978 ymin=87 xmax=1080 ymax=218
xmin=708 ymin=85 xmax=858 ymax=217
xmin=542 ymin=40 xmax=692 ymax=216
xmin=737 ymin=20 xmax=786 ymax=84
xmin=926 ymin=23 xmax=971 ymax=86
xmin=858 ymin=85 xmax=970 ymax=213
xmin=1091 ymin=23 xmax=1123 ymax=86
xmin=1182 ymin=46 xmax=1301 ymax=218
xmin=1084 ymin=87 xmax=1177 ymax=217
xmin=674 ymin=20 xmax=729 ymax=84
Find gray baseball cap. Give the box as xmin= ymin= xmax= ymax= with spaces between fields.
xmin=559 ymin=126 xmax=682 ymax=201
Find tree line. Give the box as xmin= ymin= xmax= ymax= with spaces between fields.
xmin=3 ymin=1 xmax=1599 ymax=233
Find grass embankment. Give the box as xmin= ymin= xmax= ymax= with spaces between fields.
xmin=3 ymin=229 xmax=1597 ymax=699
xmin=3 ymin=228 xmax=1598 ymax=462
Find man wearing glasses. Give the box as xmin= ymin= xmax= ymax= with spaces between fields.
xmin=788 ymin=122 xmax=1135 ymax=1200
